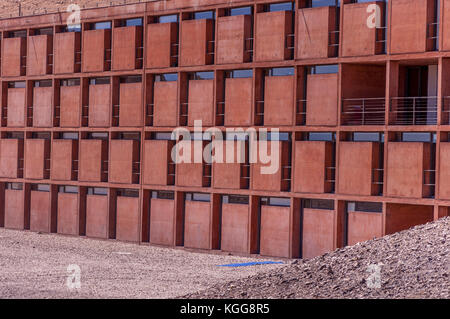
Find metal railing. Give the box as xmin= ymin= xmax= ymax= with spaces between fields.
xmin=390 ymin=97 xmax=437 ymax=125
xmin=325 ymin=166 xmax=335 ymax=184
xmin=427 ymin=22 xmax=439 ymax=51
xmin=296 ymin=99 xmax=307 ymax=125
xmin=424 ymin=169 xmax=436 ymax=187
xmin=372 ymin=168 xmax=384 ymax=189
xmin=375 ymin=26 xmax=387 ymax=54
xmin=328 ymin=30 xmax=339 ymax=56
xmin=341 ymin=97 xmax=386 ymax=126
xmin=427 ymin=22 xmax=439 ymax=40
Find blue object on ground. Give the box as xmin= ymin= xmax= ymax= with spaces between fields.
xmin=218 ymin=261 xmax=284 ymax=267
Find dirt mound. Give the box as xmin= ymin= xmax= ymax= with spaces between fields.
xmin=0 ymin=0 xmax=143 ymax=18
xmin=185 ymin=217 xmax=450 ymax=299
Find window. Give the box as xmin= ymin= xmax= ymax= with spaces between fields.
xmin=264 ymin=2 xmax=294 ymax=12
xmin=155 ymin=73 xmax=178 ymax=82
xmin=92 ymin=21 xmax=111 ymax=30
xmin=225 ymin=69 xmax=253 ymax=78
xmin=307 ymin=64 xmax=339 ymax=75
xmin=308 ymin=132 xmax=335 ymax=142
xmin=158 ymin=14 xmax=178 ymax=23
xmin=266 ymin=67 xmax=295 ymax=77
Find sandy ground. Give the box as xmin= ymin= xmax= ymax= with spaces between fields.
xmin=0 ymin=228 xmax=287 ymax=299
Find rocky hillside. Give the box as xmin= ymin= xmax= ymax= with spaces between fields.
xmin=0 ymin=0 xmax=142 ymax=18
xmin=185 ymin=217 xmax=450 ymax=299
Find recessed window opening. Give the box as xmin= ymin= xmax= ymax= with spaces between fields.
xmin=224 ymin=69 xmax=253 ymax=78
xmin=34 ymin=80 xmax=52 ymax=88
xmin=223 ymin=195 xmax=249 ymax=205
xmin=61 ymin=132 xmax=79 ymax=140
xmin=401 ymin=132 xmax=435 ymax=143
xmin=8 ymin=82 xmax=26 ymax=88
xmin=59 ymin=24 xmax=81 ymax=32
xmin=192 ymin=10 xmax=215 ymax=20
xmin=7 ymin=30 xmax=27 ymax=38
xmin=157 ymin=14 xmax=178 ymax=23
xmin=266 ymin=67 xmax=294 ymax=77
xmin=307 ymin=132 xmax=335 ymax=142
xmin=90 ymin=21 xmax=112 ymax=30
xmin=117 ymin=189 xmax=139 ymax=198
xmin=87 ymin=187 xmax=108 ymax=196
xmin=347 ymin=201 xmax=382 ymax=213
xmin=352 ymin=132 xmax=384 ymax=142
xmin=116 ymin=132 xmax=140 ymax=140
xmin=264 ymin=2 xmax=294 ymax=12
xmin=32 ymin=27 xmax=53 ymax=35
xmin=303 ymin=199 xmax=334 ymax=210
xmin=307 ymin=64 xmax=339 ymax=75
xmin=153 ymin=132 xmax=175 ymax=140
xmin=31 ymin=184 xmax=50 ymax=192
xmin=6 ymin=132 xmax=24 ymax=139
xmin=151 ymin=191 xmax=175 ymax=200
xmin=225 ymin=132 xmax=250 ymax=141
xmin=186 ymin=193 xmax=211 ymax=202
xmin=154 ymin=73 xmax=178 ymax=82
xmin=58 ymin=186 xmax=78 ymax=194
xmin=186 ymin=132 xmax=212 ymax=141
xmin=31 ymin=132 xmax=51 ymax=139
xmin=304 ymin=0 xmax=339 ymax=8
xmin=117 ymin=18 xmax=142 ymax=28
xmin=120 ymin=75 xmax=142 ymax=83
xmin=89 ymin=77 xmax=110 ymax=85
xmin=6 ymin=183 xmax=23 ymax=190
xmin=61 ymin=79 xmax=80 ymax=86
xmin=87 ymin=132 xmax=108 ymax=140
xmin=189 ymin=72 xmax=214 ymax=80
xmin=225 ymin=6 xmax=253 ymax=16
xmin=260 ymin=132 xmax=290 ymax=141
xmin=261 ymin=197 xmax=290 ymax=207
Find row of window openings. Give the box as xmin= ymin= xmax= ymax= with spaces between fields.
xmin=1 ymin=184 xmax=379 ymax=214
xmin=3 ymin=64 xmax=338 ymax=89
xmin=0 ymin=130 xmax=437 ymax=143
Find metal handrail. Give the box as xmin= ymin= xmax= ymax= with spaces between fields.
xmin=342 ymin=97 xmax=386 ymax=126
xmin=372 ymin=168 xmax=384 ymax=185
xmin=390 ymin=97 xmax=437 ymax=125
xmin=424 ymin=169 xmax=436 ymax=187
xmin=427 ymin=22 xmax=439 ymax=40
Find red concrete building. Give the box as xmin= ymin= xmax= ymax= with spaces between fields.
xmin=0 ymin=0 xmax=449 ymax=259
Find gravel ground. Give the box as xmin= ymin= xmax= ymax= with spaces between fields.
xmin=186 ymin=217 xmax=450 ymax=299
xmin=0 ymin=229 xmax=286 ymax=299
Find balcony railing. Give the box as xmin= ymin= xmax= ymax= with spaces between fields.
xmin=389 ymin=97 xmax=437 ymax=126
xmin=427 ymin=22 xmax=439 ymax=50
xmin=328 ymin=30 xmax=339 ymax=57
xmin=296 ymin=99 xmax=306 ymax=125
xmin=341 ymin=98 xmax=386 ymax=126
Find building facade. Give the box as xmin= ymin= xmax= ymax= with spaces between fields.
xmin=0 ymin=0 xmax=449 ymax=259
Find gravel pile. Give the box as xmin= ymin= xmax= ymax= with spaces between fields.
xmin=185 ymin=217 xmax=450 ymax=299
